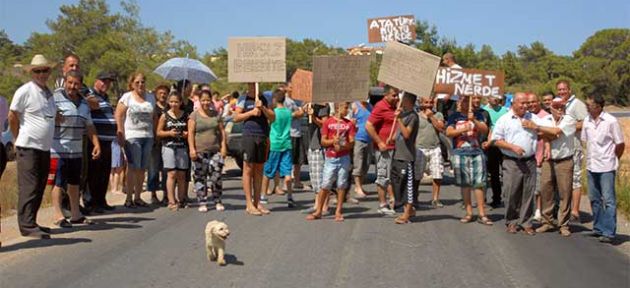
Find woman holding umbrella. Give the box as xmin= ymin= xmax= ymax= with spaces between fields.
xmin=115 ymin=72 xmax=157 ymax=208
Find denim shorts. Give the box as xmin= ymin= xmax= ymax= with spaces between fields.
xmin=321 ymin=155 xmax=351 ymax=190
xmin=125 ymin=137 xmax=153 ymax=170
xmin=54 ymin=157 xmax=82 ymax=187
xmin=111 ymin=141 xmax=125 ymax=168
xmin=264 ymin=150 xmax=293 ymax=178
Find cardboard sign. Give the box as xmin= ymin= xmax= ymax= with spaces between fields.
xmin=367 ymin=15 xmax=416 ymax=43
xmin=228 ymin=37 xmax=286 ymax=83
xmin=434 ymin=68 xmax=505 ymax=97
xmin=312 ymin=55 xmax=371 ymax=103
xmin=290 ymin=69 xmax=313 ymax=102
xmin=377 ymin=41 xmax=441 ymax=97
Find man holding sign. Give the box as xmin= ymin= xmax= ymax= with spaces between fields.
xmin=365 ymin=85 xmax=398 ymax=215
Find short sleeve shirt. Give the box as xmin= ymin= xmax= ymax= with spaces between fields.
xmin=393 ymin=111 xmax=419 ymax=161
xmin=447 ymin=111 xmax=486 ymax=155
xmin=284 ymin=97 xmax=302 ymax=138
xmin=367 ymin=99 xmax=396 ymax=150
xmin=119 ymin=91 xmax=156 ymax=139
xmin=581 ymin=112 xmax=624 ymax=172
xmin=10 ymin=81 xmax=56 ymax=151
xmin=538 ymin=114 xmax=576 ymax=160
xmin=491 ymin=110 xmax=543 ymax=158
xmin=87 ymin=88 xmax=117 ymax=142
xmin=52 ymin=90 xmax=93 ymax=158
xmin=237 ymin=95 xmax=270 ymax=137
xmin=308 ymin=104 xmax=330 ymax=150
xmin=321 ymin=117 xmax=355 ymax=158
xmin=565 ymin=95 xmax=588 ymax=144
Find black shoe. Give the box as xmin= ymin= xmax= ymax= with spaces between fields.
xmin=53 ymin=218 xmax=73 ymax=228
xmin=79 ymin=205 xmax=92 ymax=216
xmin=22 ymin=230 xmax=51 ymax=239
xmin=490 ymin=201 xmax=503 ymax=209
xmin=287 ymin=198 xmax=296 ymax=208
xmin=102 ymin=203 xmax=116 ymax=211
xmin=38 ymin=226 xmax=52 ymax=233
xmin=93 ymin=206 xmax=105 ymax=214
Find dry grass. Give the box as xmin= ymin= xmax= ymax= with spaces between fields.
xmin=0 ymin=162 xmax=52 ymax=217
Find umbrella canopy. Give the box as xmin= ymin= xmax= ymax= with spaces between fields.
xmin=154 ymin=57 xmax=217 ymax=84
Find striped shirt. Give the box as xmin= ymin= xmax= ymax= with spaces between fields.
xmin=87 ymin=88 xmax=117 ymax=141
xmin=52 ymin=89 xmax=93 ymax=158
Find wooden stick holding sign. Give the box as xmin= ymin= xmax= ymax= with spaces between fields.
xmin=386 ymin=91 xmax=404 ymax=144
xmin=255 ymin=82 xmax=259 ymax=102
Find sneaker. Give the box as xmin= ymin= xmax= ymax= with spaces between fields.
xmin=377 ymin=205 xmax=395 ymax=215
xmin=534 ymin=209 xmax=542 ymax=221
xmin=287 ymin=198 xmax=296 ymax=208
xmin=598 ymin=236 xmax=613 ymax=243
xmin=198 ymin=205 xmax=208 ymax=213
xmin=260 ymin=197 xmax=268 ymax=204
xmin=431 ymin=200 xmax=444 ymax=208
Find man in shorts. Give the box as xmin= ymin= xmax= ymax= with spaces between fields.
xmin=415 ymin=95 xmax=445 ymax=208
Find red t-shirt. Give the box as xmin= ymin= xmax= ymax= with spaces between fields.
xmin=321 ymin=117 xmax=356 ymax=158
xmin=367 ymin=99 xmax=396 ymax=150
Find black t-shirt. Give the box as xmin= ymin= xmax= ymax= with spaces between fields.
xmin=238 ymin=95 xmax=270 ymax=137
xmin=436 ymin=99 xmax=457 ymax=119
xmin=308 ymin=104 xmax=330 ymax=150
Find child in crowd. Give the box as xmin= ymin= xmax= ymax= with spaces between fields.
xmin=109 ymin=141 xmax=126 ymax=195
xmin=261 ymin=89 xmax=295 ymax=208
xmin=306 ymin=102 xmax=355 ymax=222
xmin=188 ymin=90 xmax=227 ymax=212
xmin=156 ymin=92 xmax=189 ymax=211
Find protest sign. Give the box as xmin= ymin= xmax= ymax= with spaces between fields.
xmin=228 ymin=37 xmax=286 ymax=83
xmin=377 ymin=41 xmax=441 ymax=97
xmin=312 ymin=55 xmax=371 ymax=103
xmin=434 ymin=68 xmax=505 ymax=97
xmin=367 ymin=15 xmax=416 ymax=43
xmin=290 ymin=69 xmax=313 ymax=102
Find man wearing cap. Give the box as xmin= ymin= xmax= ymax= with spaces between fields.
xmin=556 ymin=80 xmax=588 ymax=222
xmin=482 ymin=93 xmax=508 ymax=208
xmin=84 ymin=71 xmax=118 ymax=213
xmin=490 ymin=92 xmax=545 ymax=235
xmin=535 ymin=98 xmax=576 ymax=236
xmin=582 ymin=94 xmax=624 ymax=243
xmin=8 ymin=54 xmax=57 ymax=239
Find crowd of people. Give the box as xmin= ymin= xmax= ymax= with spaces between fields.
xmin=0 ymin=52 xmax=625 ymax=245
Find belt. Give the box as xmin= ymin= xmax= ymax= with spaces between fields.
xmin=549 ymin=156 xmax=572 ymax=162
xmin=503 ymin=155 xmax=535 ymax=162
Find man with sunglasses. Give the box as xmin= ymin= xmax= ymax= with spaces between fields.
xmin=8 ymin=54 xmax=57 ymax=239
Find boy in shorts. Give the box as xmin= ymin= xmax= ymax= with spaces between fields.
xmin=306 ymin=102 xmax=355 ymax=222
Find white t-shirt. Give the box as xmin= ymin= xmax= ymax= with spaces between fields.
xmin=118 ymin=91 xmax=156 ymax=139
xmin=10 ymin=81 xmax=57 ymax=151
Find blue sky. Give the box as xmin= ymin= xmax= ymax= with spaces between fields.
xmin=1 ymin=0 xmax=628 ymax=56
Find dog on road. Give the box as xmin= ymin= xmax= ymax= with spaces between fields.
xmin=205 ymin=220 xmax=230 ymax=266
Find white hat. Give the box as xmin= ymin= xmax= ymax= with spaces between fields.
xmin=23 ymin=54 xmax=56 ymax=72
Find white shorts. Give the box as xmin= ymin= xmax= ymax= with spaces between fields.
xmin=415 ymin=147 xmax=443 ymax=180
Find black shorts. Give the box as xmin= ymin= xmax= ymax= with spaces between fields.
xmin=54 ymin=157 xmax=82 ymax=187
xmin=291 ymin=136 xmax=306 ymax=165
xmin=242 ymin=135 xmax=268 ymax=164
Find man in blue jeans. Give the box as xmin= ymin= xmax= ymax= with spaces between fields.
xmin=581 ymin=94 xmax=624 ymax=243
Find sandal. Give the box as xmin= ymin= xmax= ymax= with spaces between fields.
xmin=477 ymin=215 xmax=493 ymax=226
xmin=124 ymin=200 xmax=136 ymax=208
xmin=69 ymin=216 xmax=94 ymax=225
xmin=246 ymin=208 xmax=262 ymax=216
xmin=54 ymin=218 xmax=72 ymax=228
xmin=168 ymin=203 xmax=179 ymax=211
xmin=334 ymin=214 xmax=345 ymax=222
xmin=460 ymin=214 xmax=474 ymax=224
xmin=306 ymin=213 xmax=321 ymax=221
xmin=257 ymin=206 xmax=271 ymax=215
xmin=395 ymin=216 xmax=410 ymax=224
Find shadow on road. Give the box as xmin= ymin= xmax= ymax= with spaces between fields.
xmin=225 ymin=254 xmax=244 ymax=266
xmin=0 ymin=237 xmax=92 ymax=252
xmin=50 ymin=222 xmax=143 ymax=234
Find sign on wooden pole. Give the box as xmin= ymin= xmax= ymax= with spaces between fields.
xmin=228 ymin=37 xmax=286 ymax=83
xmin=312 ymin=55 xmax=371 ymax=103
xmin=377 ymin=41 xmax=441 ymax=97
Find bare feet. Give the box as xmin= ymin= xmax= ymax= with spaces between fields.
xmin=306 ymin=213 xmax=321 ymax=221
xmin=334 ymin=214 xmax=345 ymax=222
xmin=246 ymin=207 xmax=262 ymax=216
xmin=257 ymin=205 xmax=271 ymax=215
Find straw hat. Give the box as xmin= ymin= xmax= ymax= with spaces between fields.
xmin=23 ymin=54 xmax=57 ymax=72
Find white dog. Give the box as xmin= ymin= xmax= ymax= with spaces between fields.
xmin=205 ymin=220 xmax=230 ymax=266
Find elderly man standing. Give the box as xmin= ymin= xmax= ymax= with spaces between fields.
xmin=9 ymin=55 xmax=57 ymax=239
xmin=85 ymin=71 xmax=118 ymax=213
xmin=491 ymin=92 xmax=544 ymax=235
xmin=535 ymin=98 xmax=576 ymax=236
xmin=556 ymin=80 xmax=588 ymax=222
xmin=581 ymin=95 xmax=624 ymax=243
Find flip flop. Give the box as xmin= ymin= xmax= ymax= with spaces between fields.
xmin=395 ymin=216 xmax=410 ymax=224
xmin=477 ymin=216 xmax=493 ymax=226
xmin=246 ymin=208 xmax=262 ymax=216
xmin=306 ymin=214 xmax=321 ymax=221
xmin=334 ymin=215 xmax=345 ymax=222
xmin=460 ymin=215 xmax=474 ymax=224
xmin=257 ymin=206 xmax=271 ymax=215
xmin=69 ymin=216 xmax=94 ymax=225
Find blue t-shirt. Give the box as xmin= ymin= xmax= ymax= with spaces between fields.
xmin=447 ymin=111 xmax=486 ymax=156
xmin=354 ymin=101 xmax=373 ymax=143
xmin=237 ymin=95 xmax=270 ymax=137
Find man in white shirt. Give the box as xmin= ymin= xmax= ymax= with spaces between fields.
xmin=9 ymin=54 xmax=57 ymax=239
xmin=535 ymin=98 xmax=576 ymax=236
xmin=581 ymin=95 xmax=624 ymax=243
xmin=556 ymin=80 xmax=588 ymax=222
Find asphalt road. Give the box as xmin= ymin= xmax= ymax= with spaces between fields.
xmin=0 ymin=168 xmax=628 ymax=288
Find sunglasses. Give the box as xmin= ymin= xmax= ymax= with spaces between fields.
xmin=32 ymin=68 xmax=50 ymax=74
